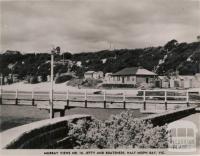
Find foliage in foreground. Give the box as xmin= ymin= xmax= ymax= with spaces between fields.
xmin=68 ymin=111 xmax=169 ymax=149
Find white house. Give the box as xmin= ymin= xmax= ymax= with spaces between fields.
xmin=159 ymin=76 xmax=170 ymax=88
xmin=194 ymin=73 xmax=200 ymax=83
xmin=84 ymin=71 xmax=95 ymax=79
xmin=84 ymin=71 xmax=104 ymax=79
xmin=104 ymin=73 xmax=113 ymax=83
xmin=105 ymin=67 xmax=157 ymax=86
xmin=37 ymin=76 xmax=42 ymax=82
xmin=169 ymin=75 xmax=197 ymax=89
xmin=93 ymin=71 xmax=104 ymax=79
xmin=181 ymin=76 xmax=194 ymax=88
xmin=169 ymin=76 xmax=181 ymax=88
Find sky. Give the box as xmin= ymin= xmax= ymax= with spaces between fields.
xmin=0 ymin=0 xmax=200 ymax=53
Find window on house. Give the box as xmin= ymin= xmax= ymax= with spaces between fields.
xmin=146 ymin=78 xmax=149 ymax=83
xmin=127 ymin=76 xmax=130 ymax=81
xmin=117 ymin=76 xmax=120 ymax=81
xmin=132 ymin=77 xmax=135 ymax=81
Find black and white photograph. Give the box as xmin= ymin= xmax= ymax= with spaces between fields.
xmin=0 ymin=0 xmax=200 ymax=155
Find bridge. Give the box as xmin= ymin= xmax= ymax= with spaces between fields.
xmin=0 ymin=89 xmax=200 ymax=150
xmin=0 ymin=89 xmax=200 ymax=117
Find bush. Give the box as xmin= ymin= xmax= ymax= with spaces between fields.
xmin=68 ymin=111 xmax=169 ymax=149
xmin=55 ymin=75 xmax=73 ymax=84
xmin=30 ymin=76 xmax=38 ymax=84
xmin=67 ymin=78 xmax=84 ymax=87
xmin=41 ymin=75 xmax=47 ymax=82
xmin=102 ymin=83 xmax=135 ymax=88
xmin=82 ymin=79 xmax=103 ymax=88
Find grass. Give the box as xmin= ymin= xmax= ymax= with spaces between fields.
xmin=0 ymin=105 xmax=48 ymax=132
xmin=0 ymin=105 xmax=150 ymax=132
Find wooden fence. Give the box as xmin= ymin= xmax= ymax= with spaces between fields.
xmin=0 ymin=89 xmax=199 ymax=112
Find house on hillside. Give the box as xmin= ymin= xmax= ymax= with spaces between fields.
xmin=105 ymin=67 xmax=157 ymax=87
xmin=2 ymin=76 xmax=9 ymax=85
xmin=158 ymin=76 xmax=170 ymax=88
xmin=169 ymin=75 xmax=197 ymax=89
xmin=47 ymin=75 xmax=51 ymax=82
xmin=84 ymin=71 xmax=104 ymax=79
xmin=93 ymin=71 xmax=104 ymax=79
xmin=195 ymin=73 xmax=200 ymax=80
xmin=104 ymin=73 xmax=112 ymax=83
xmin=37 ymin=76 xmax=42 ymax=82
xmin=84 ymin=71 xmax=95 ymax=79
xmin=181 ymin=76 xmax=195 ymax=88
xmin=194 ymin=73 xmax=200 ymax=88
xmin=169 ymin=75 xmax=183 ymax=88
xmin=8 ymin=74 xmax=19 ymax=83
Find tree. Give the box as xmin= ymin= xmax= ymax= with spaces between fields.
xmin=63 ymin=52 xmax=72 ymax=60
xmin=164 ymin=39 xmax=178 ymax=51
xmin=68 ymin=111 xmax=169 ymax=149
xmin=55 ymin=46 xmax=61 ymax=54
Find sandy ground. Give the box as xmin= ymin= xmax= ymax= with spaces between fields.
xmin=1 ymin=81 xmax=140 ymax=94
xmin=2 ymin=81 xmax=199 ymax=94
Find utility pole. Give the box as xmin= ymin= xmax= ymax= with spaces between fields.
xmin=0 ymin=74 xmax=2 ymax=105
xmin=49 ymin=46 xmax=60 ymax=119
xmin=50 ymin=48 xmax=55 ymax=119
xmin=0 ymin=73 xmax=2 ymax=89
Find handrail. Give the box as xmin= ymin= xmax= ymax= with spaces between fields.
xmin=1 ymin=89 xmax=199 ymax=114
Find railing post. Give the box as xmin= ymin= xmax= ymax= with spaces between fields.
xmin=186 ymin=91 xmax=189 ymax=107
xmin=66 ymin=89 xmax=69 ymax=109
xmin=15 ymin=89 xmax=18 ymax=105
xmin=165 ymin=90 xmax=167 ymax=110
xmin=60 ymin=110 xmax=65 ymax=117
xmin=49 ymin=89 xmax=54 ymax=119
xmin=123 ymin=91 xmax=126 ymax=109
xmin=103 ymin=90 xmax=106 ymax=108
xmin=143 ymin=90 xmax=146 ymax=110
xmin=85 ymin=90 xmax=87 ymax=108
xmin=32 ymin=90 xmax=34 ymax=106
xmin=0 ymin=88 xmax=2 ymax=105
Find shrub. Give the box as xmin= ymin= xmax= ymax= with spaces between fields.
xmin=82 ymin=79 xmax=103 ymax=88
xmin=30 ymin=76 xmax=38 ymax=84
xmin=68 ymin=111 xmax=169 ymax=149
xmin=67 ymin=78 xmax=84 ymax=87
xmin=102 ymin=83 xmax=135 ymax=88
xmin=55 ymin=75 xmax=73 ymax=84
xmin=41 ymin=75 xmax=47 ymax=82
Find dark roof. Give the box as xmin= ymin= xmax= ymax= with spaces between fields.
xmin=112 ymin=67 xmax=138 ymax=76
xmin=112 ymin=67 xmax=157 ymax=76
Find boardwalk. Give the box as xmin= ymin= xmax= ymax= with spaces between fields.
xmin=1 ymin=89 xmax=199 ymax=114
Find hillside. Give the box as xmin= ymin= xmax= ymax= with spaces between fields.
xmin=0 ymin=40 xmax=200 ymax=80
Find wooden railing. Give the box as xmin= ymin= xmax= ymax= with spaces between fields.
xmin=0 ymin=89 xmax=199 ymax=113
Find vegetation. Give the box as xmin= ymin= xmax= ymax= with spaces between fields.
xmin=0 ymin=40 xmax=200 ymax=81
xmin=68 ymin=111 xmax=169 ymax=149
xmin=55 ymin=75 xmax=73 ymax=84
xmin=102 ymin=83 xmax=135 ymax=88
xmin=67 ymin=78 xmax=103 ymax=88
